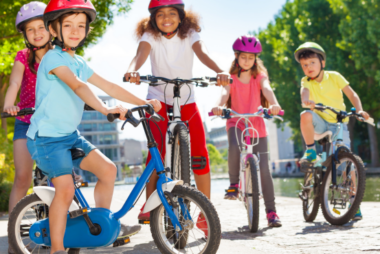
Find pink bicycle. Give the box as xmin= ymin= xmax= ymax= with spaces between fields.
xmin=209 ymin=106 xmax=284 ymax=232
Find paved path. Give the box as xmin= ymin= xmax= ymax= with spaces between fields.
xmin=1 ymin=187 xmax=380 ymax=253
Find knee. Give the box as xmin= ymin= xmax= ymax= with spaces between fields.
xmin=300 ymin=111 xmax=313 ymax=123
xmin=102 ymin=163 xmax=117 ymax=183
xmin=57 ymin=188 xmax=75 ymax=204
xmin=14 ymin=173 xmax=32 ymax=189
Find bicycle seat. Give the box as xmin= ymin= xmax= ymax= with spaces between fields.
xmin=70 ymin=148 xmax=85 ymax=160
xmin=314 ymin=131 xmax=332 ymax=144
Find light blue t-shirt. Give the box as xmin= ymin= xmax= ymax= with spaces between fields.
xmin=27 ymin=46 xmax=94 ymax=139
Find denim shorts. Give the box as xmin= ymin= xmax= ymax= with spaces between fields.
xmin=13 ymin=119 xmax=30 ymax=141
xmin=301 ymin=110 xmax=351 ymax=148
xmin=26 ymin=130 xmax=96 ymax=179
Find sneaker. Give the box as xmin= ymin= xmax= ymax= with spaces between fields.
xmin=352 ymin=207 xmax=363 ymax=221
xmin=119 ymin=224 xmax=141 ymax=237
xmin=300 ymin=149 xmax=317 ymax=163
xmin=224 ymin=184 xmax=239 ymax=200
xmin=267 ymin=210 xmax=282 ymax=227
xmin=196 ymin=213 xmax=208 ymax=238
xmin=138 ymin=203 xmax=150 ymax=224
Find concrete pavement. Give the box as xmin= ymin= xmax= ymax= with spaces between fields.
xmin=1 ymin=186 xmax=380 ymax=253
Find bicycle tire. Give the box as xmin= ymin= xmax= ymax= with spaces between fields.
xmin=320 ymin=151 xmax=366 ymax=225
xmin=150 ymin=185 xmax=221 ymax=254
xmin=170 ymin=124 xmax=191 ymax=186
xmin=302 ymin=171 xmax=320 ymax=222
xmin=245 ymin=157 xmax=260 ymax=233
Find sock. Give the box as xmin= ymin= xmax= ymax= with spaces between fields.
xmin=230 ymin=183 xmax=239 ymax=188
xmin=306 ymin=144 xmax=316 ymax=150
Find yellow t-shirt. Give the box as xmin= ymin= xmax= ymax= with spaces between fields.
xmin=301 ymin=71 xmax=349 ymax=123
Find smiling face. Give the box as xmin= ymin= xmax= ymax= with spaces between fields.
xmin=49 ymin=13 xmax=87 ymax=48
xmin=24 ymin=19 xmax=50 ymax=47
xmin=155 ymin=7 xmax=181 ymax=34
xmin=300 ymin=56 xmax=325 ymax=78
xmin=236 ymin=52 xmax=256 ymax=70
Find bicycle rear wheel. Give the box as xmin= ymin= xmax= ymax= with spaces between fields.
xmin=302 ymin=171 xmax=320 ymax=222
xmin=245 ymin=157 xmax=260 ymax=233
xmin=170 ymin=124 xmax=191 ymax=185
xmin=320 ymin=151 xmax=365 ymax=225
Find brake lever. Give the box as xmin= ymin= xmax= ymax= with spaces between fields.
xmin=121 ymin=110 xmax=140 ymax=130
xmin=273 ymin=115 xmax=284 ymax=122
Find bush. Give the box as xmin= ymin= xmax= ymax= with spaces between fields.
xmin=0 ymin=182 xmax=12 ymax=212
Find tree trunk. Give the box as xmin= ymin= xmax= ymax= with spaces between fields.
xmin=367 ymin=124 xmax=379 ymax=166
xmin=348 ymin=117 xmax=356 ymax=151
xmin=0 ymin=74 xmax=7 ymax=133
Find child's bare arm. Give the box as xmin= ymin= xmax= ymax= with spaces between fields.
xmin=301 ymin=87 xmax=315 ymax=109
xmin=87 ymin=72 xmax=161 ymax=112
xmin=124 ymin=42 xmax=151 ymax=84
xmin=342 ymin=85 xmax=369 ymax=120
xmin=260 ymin=77 xmax=281 ymax=114
xmin=3 ymin=61 xmax=25 ymax=115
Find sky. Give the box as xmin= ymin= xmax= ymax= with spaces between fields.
xmin=84 ymin=0 xmax=288 ymax=141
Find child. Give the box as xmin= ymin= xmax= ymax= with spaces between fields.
xmin=3 ymin=3 xmax=52 ymax=252
xmin=211 ymin=35 xmax=283 ymax=227
xmin=294 ymin=42 xmax=370 ymax=221
xmin=25 ymin=0 xmax=161 ymax=253
xmin=125 ymin=0 xmax=230 ymax=235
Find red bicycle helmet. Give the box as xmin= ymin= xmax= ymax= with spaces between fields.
xmin=44 ymin=0 xmax=96 ymax=32
xmin=148 ymin=0 xmax=184 ymax=13
xmin=43 ymin=0 xmax=97 ymax=51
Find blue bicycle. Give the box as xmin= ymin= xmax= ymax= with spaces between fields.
xmin=7 ymin=105 xmax=221 ymax=254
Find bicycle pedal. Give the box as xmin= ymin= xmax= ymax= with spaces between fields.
xmin=113 ymin=236 xmax=130 ymax=247
xmin=69 ymin=208 xmax=89 ymax=219
xmin=139 ymin=220 xmax=150 ymax=225
xmin=300 ymin=162 xmax=314 ymax=173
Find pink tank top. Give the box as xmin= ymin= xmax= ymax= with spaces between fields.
xmin=14 ymin=49 xmax=39 ymax=124
xmin=226 ymin=74 xmax=268 ymax=138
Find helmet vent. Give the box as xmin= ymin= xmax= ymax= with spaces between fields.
xmin=241 ymin=40 xmax=246 ymax=46
xmin=254 ymin=41 xmax=258 ymax=47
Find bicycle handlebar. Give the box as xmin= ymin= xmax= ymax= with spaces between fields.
xmin=303 ymin=103 xmax=375 ymax=126
xmin=1 ymin=108 xmax=35 ymax=118
xmin=208 ymin=109 xmax=284 ymax=117
xmin=208 ymin=107 xmax=284 ymax=121
xmin=123 ymin=75 xmax=233 ymax=87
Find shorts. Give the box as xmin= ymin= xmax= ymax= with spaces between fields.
xmin=301 ymin=110 xmax=351 ymax=148
xmin=13 ymin=119 xmax=30 ymax=141
xmin=27 ymin=130 xmax=96 ymax=179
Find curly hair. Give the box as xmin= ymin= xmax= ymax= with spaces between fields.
xmin=225 ymin=56 xmax=270 ymax=109
xmin=135 ymin=9 xmax=201 ymax=40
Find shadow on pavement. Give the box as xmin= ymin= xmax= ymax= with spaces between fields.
xmin=221 ymin=225 xmax=274 ymax=240
xmin=296 ymin=220 xmax=359 ymax=235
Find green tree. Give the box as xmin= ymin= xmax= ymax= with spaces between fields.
xmin=0 ymin=0 xmax=134 ymax=132
xmin=206 ymin=144 xmax=225 ymax=166
xmin=255 ymin=0 xmax=378 ymax=164
xmin=328 ymin=0 xmax=380 ymax=165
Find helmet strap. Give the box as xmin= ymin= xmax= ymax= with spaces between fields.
xmin=151 ymin=9 xmax=184 ymax=37
xmin=22 ymin=32 xmax=50 ymax=51
xmin=235 ymin=53 xmax=256 ymax=78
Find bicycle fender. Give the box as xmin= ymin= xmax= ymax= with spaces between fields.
xmin=143 ymin=180 xmax=183 ymax=213
xmin=33 ymin=186 xmax=80 ymax=212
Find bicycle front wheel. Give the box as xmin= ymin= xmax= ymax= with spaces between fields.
xmin=320 ymin=151 xmax=366 ymax=225
xmin=302 ymin=171 xmax=320 ymax=222
xmin=170 ymin=124 xmax=191 ymax=185
xmin=245 ymin=157 xmax=260 ymax=233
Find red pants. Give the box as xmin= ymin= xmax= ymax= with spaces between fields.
xmin=146 ymin=101 xmax=210 ymax=175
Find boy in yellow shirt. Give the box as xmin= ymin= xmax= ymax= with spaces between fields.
xmin=294 ymin=42 xmax=370 ymax=220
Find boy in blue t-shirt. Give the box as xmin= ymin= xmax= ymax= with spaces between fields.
xmin=26 ymin=1 xmax=161 ymax=253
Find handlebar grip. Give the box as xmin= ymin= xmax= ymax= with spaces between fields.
xmin=107 ymin=113 xmax=120 ymax=122
xmin=209 ymin=78 xmax=233 ymax=84
xmin=268 ymin=109 xmax=285 ymax=116
xmin=1 ymin=108 xmax=35 ymax=118
xmin=123 ymin=77 xmax=127 ymax=82
xmin=208 ymin=112 xmax=215 ymax=117
xmin=1 ymin=112 xmax=12 ymax=118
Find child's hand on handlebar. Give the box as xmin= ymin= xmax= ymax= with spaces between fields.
xmin=124 ymin=72 xmax=140 ymax=84
xmin=216 ymin=72 xmax=231 ymax=86
xmin=302 ymin=99 xmax=315 ymax=110
xmin=269 ymin=104 xmax=282 ymax=115
xmin=106 ymin=105 xmax=128 ymax=120
xmin=358 ymin=110 xmax=370 ymax=121
xmin=146 ymin=99 xmax=162 ymax=112
xmin=211 ymin=106 xmax=224 ymax=116
xmin=4 ymin=105 xmax=20 ymax=116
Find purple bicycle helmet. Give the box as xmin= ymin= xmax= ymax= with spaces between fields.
xmin=16 ymin=2 xmax=47 ymax=32
xmin=233 ymin=35 xmax=262 ymax=54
